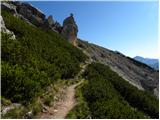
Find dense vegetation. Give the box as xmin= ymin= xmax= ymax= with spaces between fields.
xmin=79 ymin=62 xmax=158 ymax=119
xmin=1 ymin=10 xmax=87 ymax=104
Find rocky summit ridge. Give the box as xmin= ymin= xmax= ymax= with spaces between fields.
xmin=1 ymin=1 xmax=78 ymax=46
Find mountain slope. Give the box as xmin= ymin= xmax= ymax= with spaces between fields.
xmin=67 ymin=62 xmax=158 ymax=119
xmin=134 ymin=56 xmax=159 ymax=70
xmin=77 ymin=40 xmax=159 ymax=97
xmin=1 ymin=10 xmax=87 ymax=104
xmin=83 ymin=62 xmax=158 ymax=118
xmin=1 ymin=1 xmax=159 ymax=119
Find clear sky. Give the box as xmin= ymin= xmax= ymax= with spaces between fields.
xmin=28 ymin=1 xmax=158 ymax=58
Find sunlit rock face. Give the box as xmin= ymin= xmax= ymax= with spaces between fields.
xmin=61 ymin=13 xmax=78 ymax=46
xmin=0 ymin=15 xmax=16 ymax=39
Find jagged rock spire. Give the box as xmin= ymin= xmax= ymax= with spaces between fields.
xmin=61 ymin=13 xmax=78 ymax=46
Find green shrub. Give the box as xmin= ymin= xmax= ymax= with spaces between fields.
xmin=27 ymin=100 xmax=42 ymax=116
xmin=1 ymin=96 xmax=12 ymax=106
xmin=66 ymin=82 xmax=90 ymax=119
xmin=66 ymin=102 xmax=90 ymax=119
xmin=88 ymin=63 xmax=158 ymax=118
xmin=32 ymin=103 xmax=42 ymax=115
xmin=1 ymin=9 xmax=87 ymax=104
xmin=44 ymin=95 xmax=54 ymax=106
xmin=82 ymin=63 xmax=158 ymax=118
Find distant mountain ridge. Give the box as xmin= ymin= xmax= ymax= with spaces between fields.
xmin=134 ymin=56 xmax=159 ymax=70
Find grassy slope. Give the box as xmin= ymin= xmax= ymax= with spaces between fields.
xmin=1 ymin=10 xmax=87 ymax=104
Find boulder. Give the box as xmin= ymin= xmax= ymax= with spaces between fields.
xmin=61 ymin=13 xmax=78 ymax=46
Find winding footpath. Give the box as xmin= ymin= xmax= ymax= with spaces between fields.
xmin=36 ymin=81 xmax=83 ymax=119
xmin=36 ymin=56 xmax=92 ymax=119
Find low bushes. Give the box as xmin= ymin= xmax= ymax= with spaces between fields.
xmin=81 ymin=62 xmax=158 ymax=118
xmin=1 ymin=10 xmax=87 ymax=104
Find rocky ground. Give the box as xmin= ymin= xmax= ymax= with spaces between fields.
xmin=35 ymin=81 xmax=83 ymax=119
xmin=77 ymin=40 xmax=159 ymax=98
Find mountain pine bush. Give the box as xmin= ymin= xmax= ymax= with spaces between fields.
xmin=1 ymin=10 xmax=87 ymax=104
xmin=81 ymin=62 xmax=158 ymax=118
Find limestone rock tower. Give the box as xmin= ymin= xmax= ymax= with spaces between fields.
xmin=61 ymin=13 xmax=78 ymax=46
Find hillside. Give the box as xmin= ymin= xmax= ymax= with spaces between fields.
xmin=1 ymin=1 xmax=159 ymax=119
xmin=77 ymin=40 xmax=159 ymax=97
xmin=1 ymin=5 xmax=87 ymax=118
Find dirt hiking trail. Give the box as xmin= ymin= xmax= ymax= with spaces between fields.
xmin=36 ymin=81 xmax=82 ymax=119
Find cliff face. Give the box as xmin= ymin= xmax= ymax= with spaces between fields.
xmin=1 ymin=1 xmax=62 ymax=33
xmin=77 ymin=40 xmax=159 ymax=97
xmin=61 ymin=14 xmax=78 ymax=46
xmin=1 ymin=2 xmax=78 ymax=46
xmin=0 ymin=15 xmax=15 ymax=39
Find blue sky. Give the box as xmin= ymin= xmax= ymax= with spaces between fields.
xmin=28 ymin=1 xmax=158 ymax=58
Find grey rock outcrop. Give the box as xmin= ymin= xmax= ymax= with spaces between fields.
xmin=47 ymin=15 xmax=62 ymax=33
xmin=1 ymin=15 xmax=7 ymax=32
xmin=2 ymin=1 xmax=62 ymax=33
xmin=0 ymin=15 xmax=15 ymax=39
xmin=1 ymin=2 xmax=17 ymax=16
xmin=15 ymin=1 xmax=45 ymax=19
xmin=15 ymin=2 xmax=46 ymax=27
xmin=61 ymin=13 xmax=78 ymax=46
xmin=53 ymin=21 xmax=62 ymax=33
xmin=1 ymin=1 xmax=81 ymax=45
